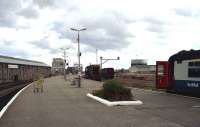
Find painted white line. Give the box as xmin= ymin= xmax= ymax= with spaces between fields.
xmin=132 ymin=87 xmax=165 ymax=93
xmin=87 ymin=93 xmax=143 ymax=106
xmin=168 ymin=93 xmax=200 ymax=100
xmin=132 ymin=87 xmax=200 ymax=100
xmin=192 ymin=105 xmax=200 ymax=108
xmin=0 ymin=83 xmax=31 ymax=119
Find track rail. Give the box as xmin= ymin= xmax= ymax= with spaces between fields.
xmin=0 ymin=81 xmax=30 ymax=110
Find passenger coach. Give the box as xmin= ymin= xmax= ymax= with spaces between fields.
xmin=85 ymin=64 xmax=115 ymax=81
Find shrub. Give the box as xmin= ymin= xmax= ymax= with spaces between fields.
xmin=94 ymin=79 xmax=133 ymax=101
xmin=93 ymin=90 xmax=104 ymax=98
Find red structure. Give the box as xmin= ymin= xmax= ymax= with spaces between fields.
xmin=156 ymin=61 xmax=170 ymax=89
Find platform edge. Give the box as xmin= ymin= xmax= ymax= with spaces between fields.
xmin=0 ymin=83 xmax=31 ymax=119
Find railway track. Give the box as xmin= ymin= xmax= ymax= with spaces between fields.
xmin=0 ymin=81 xmax=30 ymax=111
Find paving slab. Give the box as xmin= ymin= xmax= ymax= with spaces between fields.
xmin=0 ymin=76 xmax=200 ymax=127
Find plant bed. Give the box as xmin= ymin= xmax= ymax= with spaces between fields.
xmin=87 ymin=79 xmax=143 ymax=106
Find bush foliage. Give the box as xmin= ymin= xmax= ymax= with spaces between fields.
xmin=93 ymin=79 xmax=133 ymax=101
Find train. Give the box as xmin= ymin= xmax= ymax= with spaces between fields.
xmin=100 ymin=68 xmax=115 ymax=80
xmin=0 ymin=55 xmax=51 ymax=84
xmin=156 ymin=50 xmax=200 ymax=96
xmin=85 ymin=65 xmax=114 ymax=81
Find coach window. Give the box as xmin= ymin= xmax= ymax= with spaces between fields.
xmin=188 ymin=61 xmax=200 ymax=77
xmin=177 ymin=60 xmax=182 ymax=64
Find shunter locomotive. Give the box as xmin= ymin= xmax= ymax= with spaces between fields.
xmin=156 ymin=50 xmax=200 ymax=96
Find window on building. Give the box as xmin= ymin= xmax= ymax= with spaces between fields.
xmin=188 ymin=61 xmax=200 ymax=77
xmin=60 ymin=63 xmax=63 ymax=66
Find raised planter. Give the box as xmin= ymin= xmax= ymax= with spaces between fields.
xmin=87 ymin=93 xmax=143 ymax=106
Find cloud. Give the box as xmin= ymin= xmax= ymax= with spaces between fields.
xmin=17 ymin=6 xmax=39 ymax=19
xmin=143 ymin=17 xmax=165 ymax=25
xmin=32 ymin=0 xmax=67 ymax=9
xmin=175 ymin=8 xmax=194 ymax=17
xmin=0 ymin=0 xmax=22 ymax=27
xmin=30 ymin=38 xmax=60 ymax=55
xmin=0 ymin=0 xmax=41 ymax=27
xmin=33 ymin=0 xmax=54 ymax=8
xmin=0 ymin=40 xmax=14 ymax=46
xmin=52 ymin=11 xmax=134 ymax=51
xmin=1 ymin=0 xmax=200 ymax=69
xmin=31 ymin=39 xmax=50 ymax=49
xmin=29 ymin=33 xmax=75 ymax=55
xmin=0 ymin=40 xmax=29 ymax=58
xmin=143 ymin=17 xmax=166 ymax=33
xmin=0 ymin=14 xmax=17 ymax=27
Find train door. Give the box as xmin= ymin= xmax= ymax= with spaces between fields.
xmin=156 ymin=61 xmax=169 ymax=89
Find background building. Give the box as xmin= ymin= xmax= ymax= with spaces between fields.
xmin=129 ymin=59 xmax=156 ymax=73
xmin=66 ymin=67 xmax=77 ymax=74
xmin=74 ymin=63 xmax=83 ymax=72
xmin=51 ymin=58 xmax=64 ymax=75
xmin=66 ymin=63 xmax=83 ymax=74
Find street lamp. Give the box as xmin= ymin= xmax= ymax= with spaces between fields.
xmin=70 ymin=27 xmax=87 ymax=87
xmin=60 ymin=47 xmax=69 ymax=80
xmin=71 ymin=28 xmax=87 ymax=31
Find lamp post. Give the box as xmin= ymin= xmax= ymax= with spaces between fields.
xmin=96 ymin=49 xmax=98 ymax=64
xmin=60 ymin=47 xmax=69 ymax=80
xmin=70 ymin=27 xmax=87 ymax=87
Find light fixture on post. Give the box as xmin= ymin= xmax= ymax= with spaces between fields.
xmin=70 ymin=27 xmax=87 ymax=87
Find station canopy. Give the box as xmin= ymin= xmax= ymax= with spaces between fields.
xmin=0 ymin=55 xmax=50 ymax=67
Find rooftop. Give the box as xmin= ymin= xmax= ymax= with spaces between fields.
xmin=0 ymin=55 xmax=50 ymax=67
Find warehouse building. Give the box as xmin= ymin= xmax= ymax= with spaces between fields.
xmin=0 ymin=55 xmax=51 ymax=84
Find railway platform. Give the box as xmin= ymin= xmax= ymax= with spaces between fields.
xmin=0 ymin=76 xmax=200 ymax=127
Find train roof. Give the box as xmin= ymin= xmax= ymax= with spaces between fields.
xmin=101 ymin=68 xmax=114 ymax=69
xmin=86 ymin=64 xmax=100 ymax=67
xmin=0 ymin=55 xmax=50 ymax=67
xmin=169 ymin=49 xmax=200 ymax=62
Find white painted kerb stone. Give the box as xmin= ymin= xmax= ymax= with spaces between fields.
xmin=87 ymin=93 xmax=143 ymax=106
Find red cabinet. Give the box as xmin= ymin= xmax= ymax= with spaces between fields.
xmin=156 ymin=61 xmax=170 ymax=89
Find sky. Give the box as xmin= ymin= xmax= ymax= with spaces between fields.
xmin=0 ymin=0 xmax=200 ymax=69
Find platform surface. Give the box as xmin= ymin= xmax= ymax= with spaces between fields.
xmin=0 ymin=76 xmax=200 ymax=127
